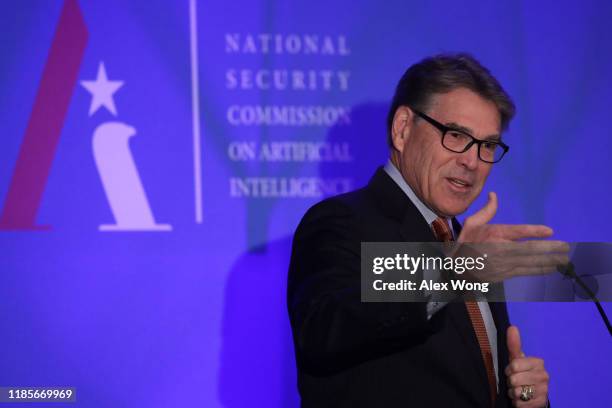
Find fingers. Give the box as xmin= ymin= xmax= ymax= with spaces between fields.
xmin=465 ymin=192 xmax=498 ymax=226
xmin=493 ymin=224 xmax=554 ymax=241
xmin=459 ymin=223 xmax=558 ymax=244
xmin=483 ymin=243 xmax=569 ymax=278
xmin=507 ymin=326 xmax=523 ymax=361
xmin=495 ymin=253 xmax=569 ymax=267
xmin=508 ymin=384 xmax=549 ymax=407
xmin=471 ymin=241 xmax=570 ymax=279
xmin=497 ymin=254 xmax=570 ymax=275
xmin=505 ymin=356 xmax=545 ymax=375
xmin=505 ymin=355 xmax=549 ymax=407
xmin=499 ymin=240 xmax=570 ymax=256
xmin=506 ymin=265 xmax=559 ymax=277
xmin=507 ymin=368 xmax=549 ymax=388
xmin=473 ymin=265 xmax=559 ymax=282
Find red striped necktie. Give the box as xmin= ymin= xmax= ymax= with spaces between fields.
xmin=431 ymin=217 xmax=497 ymax=407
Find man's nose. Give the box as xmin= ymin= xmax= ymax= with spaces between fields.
xmin=457 ymin=143 xmax=479 ymax=170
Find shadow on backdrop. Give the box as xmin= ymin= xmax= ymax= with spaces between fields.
xmin=217 ymin=102 xmax=389 ymax=407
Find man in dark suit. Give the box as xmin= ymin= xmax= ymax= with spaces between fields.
xmin=288 ymin=54 xmax=559 ymax=407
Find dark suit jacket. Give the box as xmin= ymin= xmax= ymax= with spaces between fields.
xmin=288 ymin=167 xmax=512 ymax=407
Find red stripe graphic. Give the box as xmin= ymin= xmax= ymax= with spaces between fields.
xmin=0 ymin=0 xmax=88 ymax=230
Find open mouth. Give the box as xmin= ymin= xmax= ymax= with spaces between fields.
xmin=446 ymin=177 xmax=472 ymax=192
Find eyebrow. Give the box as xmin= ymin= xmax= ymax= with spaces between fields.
xmin=445 ymin=122 xmax=501 ymax=141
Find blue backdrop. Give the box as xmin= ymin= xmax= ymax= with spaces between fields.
xmin=1 ymin=0 xmax=610 ymax=406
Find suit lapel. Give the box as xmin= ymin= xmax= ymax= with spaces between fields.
xmin=399 ymin=211 xmax=436 ymax=242
xmin=367 ymin=167 xmax=498 ymax=404
xmin=365 ymin=167 xmax=437 ymax=242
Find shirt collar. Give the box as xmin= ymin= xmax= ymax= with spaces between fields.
xmin=383 ymin=160 xmax=441 ymax=226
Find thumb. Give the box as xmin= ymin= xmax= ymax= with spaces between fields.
xmin=466 ymin=192 xmax=497 ymax=226
xmin=507 ymin=325 xmax=525 ymax=360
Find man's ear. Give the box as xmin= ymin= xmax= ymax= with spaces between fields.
xmin=390 ymin=106 xmax=414 ymax=153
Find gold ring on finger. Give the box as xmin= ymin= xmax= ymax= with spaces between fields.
xmin=520 ymin=384 xmax=534 ymax=401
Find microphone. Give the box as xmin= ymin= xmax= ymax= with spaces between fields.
xmin=557 ymin=262 xmax=612 ymax=337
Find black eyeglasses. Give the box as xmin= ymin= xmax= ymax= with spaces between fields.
xmin=411 ymin=109 xmax=509 ymax=164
